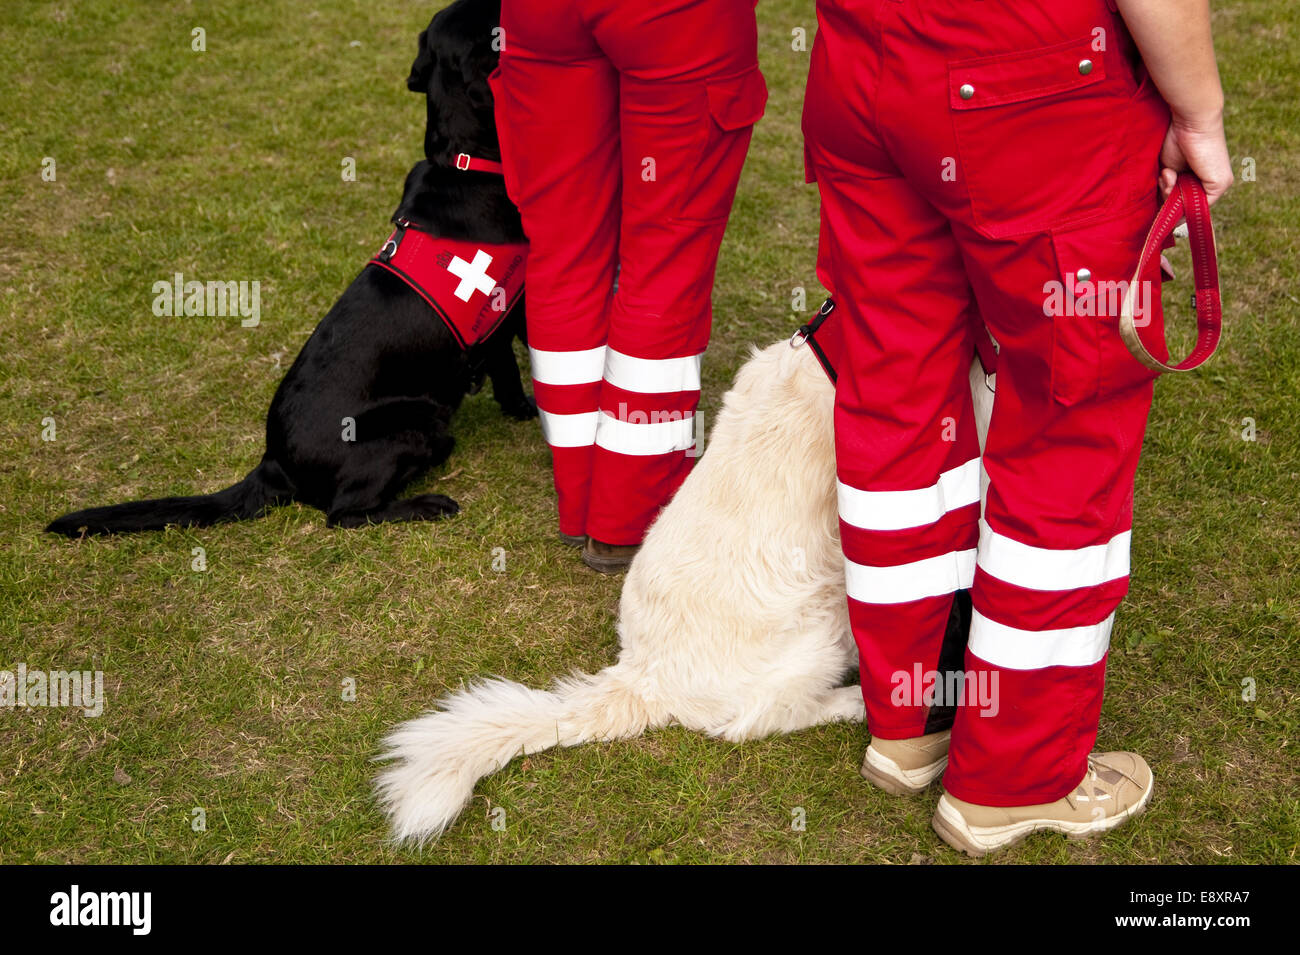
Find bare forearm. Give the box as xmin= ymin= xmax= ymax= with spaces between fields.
xmin=1116 ymin=0 xmax=1224 ymax=125
xmin=1117 ymin=0 xmax=1232 ymax=203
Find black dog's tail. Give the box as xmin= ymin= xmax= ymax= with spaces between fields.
xmin=45 ymin=459 xmax=292 ymax=538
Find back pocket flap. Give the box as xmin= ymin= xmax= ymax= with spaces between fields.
xmin=950 ymin=36 xmax=1106 ymax=110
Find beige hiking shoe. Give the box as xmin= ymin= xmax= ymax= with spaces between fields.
xmin=860 ymin=730 xmax=951 ymax=795
xmin=932 ymin=751 xmax=1154 ymax=857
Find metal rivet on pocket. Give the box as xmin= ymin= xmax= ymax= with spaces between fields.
xmin=1076 ymin=267 xmax=1093 ymax=283
xmin=1078 ymin=59 xmax=1093 ymax=75
xmin=959 ymin=83 xmax=975 ymax=100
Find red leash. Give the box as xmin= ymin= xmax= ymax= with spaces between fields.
xmin=1120 ymin=171 xmax=1223 ymax=373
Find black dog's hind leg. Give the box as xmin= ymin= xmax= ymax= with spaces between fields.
xmin=322 ymin=398 xmax=459 ymax=528
xmin=485 ymin=323 xmax=537 ymax=421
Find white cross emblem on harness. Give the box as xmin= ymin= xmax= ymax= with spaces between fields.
xmin=447 ymin=249 xmax=498 ymax=303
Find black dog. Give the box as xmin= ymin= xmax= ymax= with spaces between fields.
xmin=47 ymin=0 xmax=533 ymax=537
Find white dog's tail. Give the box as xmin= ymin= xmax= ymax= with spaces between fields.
xmin=376 ymin=662 xmax=663 ymax=844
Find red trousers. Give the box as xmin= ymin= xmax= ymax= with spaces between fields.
xmin=803 ymin=0 xmax=1172 ymax=805
xmin=493 ymin=0 xmax=767 ymax=544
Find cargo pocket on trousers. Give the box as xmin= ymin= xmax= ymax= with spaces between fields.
xmin=674 ymin=64 xmax=768 ymax=223
xmin=1048 ymin=197 xmax=1164 ymax=406
xmin=950 ymin=35 xmax=1126 ymax=239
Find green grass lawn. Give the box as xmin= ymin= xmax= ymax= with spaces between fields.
xmin=1 ymin=0 xmax=1296 ymax=864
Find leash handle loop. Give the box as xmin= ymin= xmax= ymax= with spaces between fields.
xmin=1119 ymin=171 xmax=1222 ymax=373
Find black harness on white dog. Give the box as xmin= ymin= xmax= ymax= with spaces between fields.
xmin=790 ymin=297 xmax=839 ymax=384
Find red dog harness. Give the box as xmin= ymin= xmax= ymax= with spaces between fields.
xmin=370 ymin=223 xmax=526 ymax=350
xmin=367 ymin=153 xmax=525 ymax=350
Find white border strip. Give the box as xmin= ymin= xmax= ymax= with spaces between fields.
xmin=978 ymin=521 xmax=1131 ymax=592
xmin=969 ymin=609 xmax=1114 ymax=670
xmin=529 ymin=346 xmax=607 ymax=387
xmin=838 ymin=458 xmax=981 ymax=532
xmin=604 ymin=349 xmax=702 ymax=394
xmin=595 ymin=412 xmax=695 ymax=456
xmin=844 ymin=549 xmax=976 ymax=604
xmin=539 ymin=410 xmax=599 ymax=448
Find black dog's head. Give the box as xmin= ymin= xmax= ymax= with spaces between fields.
xmin=396 ymin=0 xmax=522 ymax=244
xmin=407 ymin=0 xmax=504 ymax=168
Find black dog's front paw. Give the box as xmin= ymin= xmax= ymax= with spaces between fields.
xmin=327 ymin=493 xmax=459 ymax=527
xmin=500 ymin=395 xmax=538 ymax=421
xmin=407 ymin=493 xmax=459 ymax=520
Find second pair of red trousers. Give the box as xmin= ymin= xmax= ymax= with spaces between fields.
xmin=492 ymin=0 xmax=768 ymax=544
xmin=804 ymin=0 xmax=1174 ymax=805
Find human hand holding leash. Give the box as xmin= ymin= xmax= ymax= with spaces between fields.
xmin=1159 ymin=113 xmax=1233 ymax=207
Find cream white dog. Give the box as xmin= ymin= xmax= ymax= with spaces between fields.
xmin=377 ymin=338 xmax=994 ymax=843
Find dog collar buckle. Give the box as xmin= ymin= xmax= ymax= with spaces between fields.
xmin=451 ymin=153 xmax=505 ymax=176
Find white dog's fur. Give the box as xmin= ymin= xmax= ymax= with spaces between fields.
xmin=376 ymin=340 xmax=994 ymax=843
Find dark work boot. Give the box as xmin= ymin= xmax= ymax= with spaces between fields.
xmin=582 ymin=537 xmax=640 ymax=574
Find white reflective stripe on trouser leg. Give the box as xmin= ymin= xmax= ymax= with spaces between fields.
xmin=844 ymin=549 xmax=976 ymax=604
xmin=529 ymin=345 xmax=607 ymax=386
xmin=837 ymin=458 xmax=981 ymax=532
xmin=539 ymin=410 xmax=600 ymax=448
xmin=977 ymin=520 xmax=1131 ymax=591
xmin=594 ymin=412 xmax=695 ymax=456
xmin=603 ymin=349 xmax=703 ymax=394
xmin=968 ymin=609 xmax=1114 ymax=670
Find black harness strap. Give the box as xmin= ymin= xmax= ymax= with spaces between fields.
xmin=790 ymin=296 xmax=838 ymax=384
